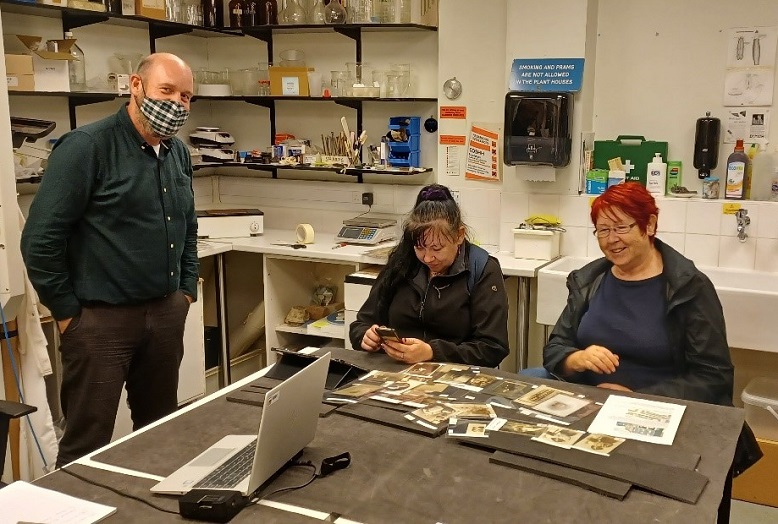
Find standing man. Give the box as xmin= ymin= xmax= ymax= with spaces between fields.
xmin=21 ymin=53 xmax=198 ymax=468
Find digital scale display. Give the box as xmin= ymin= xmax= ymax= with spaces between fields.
xmin=339 ymin=226 xmax=378 ymax=240
xmin=335 ymin=224 xmax=396 ymax=245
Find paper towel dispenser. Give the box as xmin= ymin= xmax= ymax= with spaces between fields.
xmin=503 ymin=91 xmax=573 ymax=167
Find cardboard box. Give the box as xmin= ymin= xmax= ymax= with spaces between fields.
xmin=135 ymin=0 xmax=165 ymax=20
xmin=732 ymin=437 xmax=778 ymax=507
xmin=4 ymin=35 xmax=76 ymax=92
xmin=269 ymin=66 xmax=311 ymax=96
xmin=5 ymin=54 xmax=35 ymax=91
xmin=122 ymin=0 xmax=136 ymax=15
xmin=420 ymin=0 xmax=439 ymax=27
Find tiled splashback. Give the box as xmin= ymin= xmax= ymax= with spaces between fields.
xmin=499 ymin=193 xmax=778 ymax=273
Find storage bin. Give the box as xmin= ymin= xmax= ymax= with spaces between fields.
xmin=387 ymin=134 xmax=420 ymax=153
xmin=513 ymin=228 xmax=561 ymax=260
xmin=389 ymin=116 xmax=421 ymax=135
xmin=742 ymin=377 xmax=778 ymax=441
xmin=388 ymin=151 xmax=420 ymax=167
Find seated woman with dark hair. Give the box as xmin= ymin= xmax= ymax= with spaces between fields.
xmin=349 ymin=184 xmax=509 ymax=367
xmin=542 ymin=182 xmax=733 ymax=404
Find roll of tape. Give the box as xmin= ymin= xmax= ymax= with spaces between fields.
xmin=296 ymin=223 xmax=315 ymax=244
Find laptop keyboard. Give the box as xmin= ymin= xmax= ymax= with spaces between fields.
xmin=193 ymin=439 xmax=257 ymax=489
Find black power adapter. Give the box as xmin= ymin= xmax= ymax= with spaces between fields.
xmin=179 ymin=489 xmax=248 ymax=523
xmin=361 ymin=192 xmax=374 ymax=206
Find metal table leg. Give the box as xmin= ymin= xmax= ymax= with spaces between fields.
xmin=516 ymin=276 xmax=531 ymax=371
xmin=214 ymin=253 xmax=231 ymax=387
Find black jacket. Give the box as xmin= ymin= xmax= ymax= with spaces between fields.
xmin=543 ymin=238 xmax=734 ymax=406
xmin=349 ymin=242 xmax=509 ymax=367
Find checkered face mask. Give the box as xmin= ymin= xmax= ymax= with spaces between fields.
xmin=138 ymin=90 xmax=189 ymax=139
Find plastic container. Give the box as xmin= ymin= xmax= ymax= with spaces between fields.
xmin=512 ymin=229 xmax=561 ymax=260
xmin=666 ymin=160 xmax=682 ymax=194
xmin=702 ymin=176 xmax=720 ymax=199
xmin=726 ymin=139 xmax=749 ymax=199
xmin=64 ymin=31 xmax=86 ymax=92
xmin=741 ymin=377 xmax=778 ymax=441
xmin=750 ymin=144 xmax=775 ymax=201
xmin=645 ymin=152 xmax=667 ymax=196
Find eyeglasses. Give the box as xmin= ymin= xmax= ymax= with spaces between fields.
xmin=593 ymin=222 xmax=637 ymax=238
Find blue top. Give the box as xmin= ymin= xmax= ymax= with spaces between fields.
xmin=576 ymin=271 xmax=676 ymax=390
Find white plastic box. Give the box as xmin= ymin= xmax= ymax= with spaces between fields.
xmin=741 ymin=377 xmax=778 ymax=441
xmin=513 ymin=228 xmax=561 ymax=260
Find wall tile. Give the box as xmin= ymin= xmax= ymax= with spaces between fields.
xmin=684 ymin=234 xmax=719 ymax=266
xmin=527 ymin=194 xmax=561 ymax=218
xmin=659 ymin=232 xmax=685 ymax=254
xmin=500 ymin=192 xmax=529 ymax=225
xmin=685 ymin=201 xmax=722 ymax=235
xmin=755 ymin=238 xmax=778 ymax=272
xmin=655 ymin=198 xmax=687 ymax=233
xmin=462 ymin=188 xmax=501 ymax=219
xmin=586 ymin=231 xmax=601 ymax=258
xmin=500 ymin=222 xmax=516 ymax=252
xmin=560 ymin=226 xmax=589 ymax=257
xmin=467 ymin=215 xmax=500 ymax=246
xmin=756 ymin=202 xmax=778 ymax=239
xmin=558 ymin=195 xmax=591 ymax=227
xmin=718 ymin=236 xmax=756 ymax=269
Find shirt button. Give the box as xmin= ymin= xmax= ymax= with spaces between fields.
xmin=163 ymin=187 xmax=167 ymax=192
xmin=170 ymin=271 xmax=174 ymax=276
xmin=170 ymin=243 xmax=174 ymax=248
xmin=167 ymin=216 xmax=171 ymax=221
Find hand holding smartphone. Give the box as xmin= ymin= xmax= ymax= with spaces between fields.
xmin=375 ymin=326 xmax=403 ymax=343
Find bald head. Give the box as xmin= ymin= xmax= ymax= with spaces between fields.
xmin=136 ymin=53 xmax=193 ymax=81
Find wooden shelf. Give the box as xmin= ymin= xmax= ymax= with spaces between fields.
xmin=274 ymin=323 xmax=345 ymax=340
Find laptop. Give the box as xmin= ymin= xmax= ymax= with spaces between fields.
xmin=150 ymin=352 xmax=331 ymax=496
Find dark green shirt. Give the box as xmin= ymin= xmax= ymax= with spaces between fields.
xmin=21 ymin=105 xmax=198 ymax=320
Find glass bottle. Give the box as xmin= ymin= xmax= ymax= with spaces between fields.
xmin=244 ymin=0 xmax=257 ymax=25
xmin=324 ymin=0 xmax=347 ymax=24
xmin=229 ymin=0 xmax=246 ymax=27
xmin=279 ymin=0 xmax=305 ymax=24
xmin=64 ymin=31 xmax=86 ymax=92
xmin=310 ymin=0 xmax=326 ymax=24
xmin=258 ymin=0 xmax=278 ymax=24
xmin=202 ymin=0 xmax=225 ymax=27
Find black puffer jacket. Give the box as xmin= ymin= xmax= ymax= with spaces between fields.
xmin=349 ymin=242 xmax=509 ymax=367
xmin=543 ymin=238 xmax=734 ymax=406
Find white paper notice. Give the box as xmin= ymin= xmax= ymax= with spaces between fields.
xmin=0 ymin=480 xmax=117 ymax=523
xmin=445 ymin=145 xmax=461 ymax=176
xmin=586 ymin=395 xmax=686 ymax=446
xmin=724 ymin=26 xmax=778 ymax=107
xmin=724 ymin=108 xmax=771 ymax=144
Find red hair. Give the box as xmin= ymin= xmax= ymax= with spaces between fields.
xmin=590 ymin=183 xmax=659 ymax=238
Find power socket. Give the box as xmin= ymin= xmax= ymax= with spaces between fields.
xmin=361 ymin=192 xmax=374 ymax=206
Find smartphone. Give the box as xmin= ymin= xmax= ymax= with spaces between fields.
xmin=375 ymin=326 xmax=403 ymax=343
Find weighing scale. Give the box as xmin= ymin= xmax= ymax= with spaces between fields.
xmin=335 ymin=217 xmax=397 ymax=245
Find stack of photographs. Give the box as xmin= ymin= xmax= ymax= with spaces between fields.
xmin=326 ymin=362 xmax=602 ymax=434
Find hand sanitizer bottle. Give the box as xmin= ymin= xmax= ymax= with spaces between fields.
xmin=646 ymin=153 xmax=667 ymax=196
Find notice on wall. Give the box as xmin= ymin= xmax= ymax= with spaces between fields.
xmin=724 ymin=108 xmax=771 ymax=144
xmin=509 ymin=58 xmax=585 ymax=92
xmin=465 ymin=125 xmax=500 ymax=182
xmin=445 ymin=145 xmax=461 ymax=176
xmin=723 ymin=26 xmax=778 ymax=107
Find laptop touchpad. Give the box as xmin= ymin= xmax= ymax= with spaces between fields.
xmin=192 ymin=447 xmax=234 ymax=467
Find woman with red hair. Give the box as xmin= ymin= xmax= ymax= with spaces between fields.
xmin=543 ymin=182 xmax=733 ymax=404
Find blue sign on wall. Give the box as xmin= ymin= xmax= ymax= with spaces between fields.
xmin=509 ymin=58 xmax=585 ymax=92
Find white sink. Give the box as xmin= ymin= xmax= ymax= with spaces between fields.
xmin=698 ymin=267 xmax=778 ymax=353
xmin=536 ymin=257 xmax=593 ymax=326
xmin=536 ymin=256 xmax=778 ymax=353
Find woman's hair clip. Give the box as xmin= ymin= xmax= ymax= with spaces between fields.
xmin=420 ymin=187 xmax=449 ymax=201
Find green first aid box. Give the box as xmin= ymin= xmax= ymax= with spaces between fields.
xmin=593 ymin=135 xmax=668 ymax=186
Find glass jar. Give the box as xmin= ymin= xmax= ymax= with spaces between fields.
xmin=377 ymin=0 xmax=394 ymax=23
xmin=390 ymin=63 xmax=410 ymax=96
xmin=351 ymin=0 xmax=374 ymax=23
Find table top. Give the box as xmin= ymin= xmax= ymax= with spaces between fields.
xmin=200 ymin=229 xmax=551 ymax=277
xmin=32 ymin=348 xmax=744 ymax=524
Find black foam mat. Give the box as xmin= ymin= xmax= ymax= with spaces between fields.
xmin=490 ymin=451 xmax=632 ymax=500
xmin=460 ymin=431 xmax=708 ymax=504
xmin=336 ymin=402 xmax=446 ymax=437
xmin=225 ymin=389 xmax=339 ymax=417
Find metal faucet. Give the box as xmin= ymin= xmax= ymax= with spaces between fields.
xmin=735 ymin=209 xmax=750 ymax=242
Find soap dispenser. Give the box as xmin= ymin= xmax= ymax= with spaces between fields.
xmin=694 ymin=112 xmax=721 ymax=179
xmin=646 ymin=153 xmax=667 ymax=196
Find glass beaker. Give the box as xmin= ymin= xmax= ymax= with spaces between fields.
xmin=279 ymin=49 xmax=306 ymax=67
xmin=257 ymin=61 xmax=270 ymax=95
xmin=390 ymin=63 xmax=410 ymax=96
xmin=351 ymin=0 xmax=375 ymax=23
xmin=330 ymin=70 xmax=350 ymax=97
xmin=385 ymin=72 xmax=402 ymax=98
xmin=346 ymin=62 xmax=371 ymax=85
xmin=372 ymin=69 xmax=387 ymax=97
xmin=377 ymin=0 xmax=395 ymax=23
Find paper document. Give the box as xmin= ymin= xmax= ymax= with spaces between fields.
xmin=586 ymin=395 xmax=686 ymax=446
xmin=0 ymin=480 xmax=117 ymax=524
